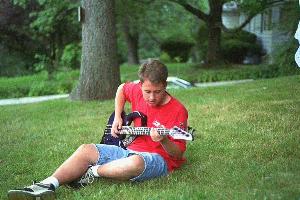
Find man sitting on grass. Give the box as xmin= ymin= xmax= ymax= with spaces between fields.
xmin=8 ymin=59 xmax=189 ymax=200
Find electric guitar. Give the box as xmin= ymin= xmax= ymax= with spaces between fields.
xmin=104 ymin=125 xmax=195 ymax=141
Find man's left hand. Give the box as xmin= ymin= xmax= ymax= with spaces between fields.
xmin=150 ymin=128 xmax=166 ymax=142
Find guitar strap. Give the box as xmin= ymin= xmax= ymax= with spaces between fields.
xmin=100 ymin=111 xmax=147 ymax=149
xmin=125 ymin=111 xmax=147 ymax=126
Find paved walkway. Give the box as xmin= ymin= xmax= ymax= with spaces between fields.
xmin=194 ymin=79 xmax=253 ymax=87
xmin=0 ymin=94 xmax=69 ymax=106
xmin=0 ymin=79 xmax=253 ymax=106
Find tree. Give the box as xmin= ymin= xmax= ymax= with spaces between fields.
xmin=27 ymin=0 xmax=80 ymax=77
xmin=70 ymin=0 xmax=120 ymax=100
xmin=122 ymin=13 xmax=140 ymax=64
xmin=169 ymin=0 xmax=286 ymax=65
xmin=116 ymin=0 xmax=146 ymax=65
xmin=12 ymin=0 xmax=80 ymax=77
xmin=0 ymin=0 xmax=38 ymax=75
xmin=168 ymin=0 xmax=222 ymax=65
xmin=116 ymin=0 xmax=197 ymax=63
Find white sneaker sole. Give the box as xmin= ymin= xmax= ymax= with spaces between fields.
xmin=8 ymin=189 xmax=55 ymax=200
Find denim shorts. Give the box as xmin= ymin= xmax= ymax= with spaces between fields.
xmin=94 ymin=144 xmax=168 ymax=182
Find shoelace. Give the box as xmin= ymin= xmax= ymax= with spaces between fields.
xmin=79 ymin=169 xmax=95 ymax=187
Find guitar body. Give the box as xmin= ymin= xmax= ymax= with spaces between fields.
xmin=100 ymin=111 xmax=147 ymax=149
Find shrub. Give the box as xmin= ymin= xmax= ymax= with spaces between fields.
xmin=33 ymin=54 xmax=52 ymax=72
xmin=223 ymin=30 xmax=257 ymax=43
xmin=194 ymin=23 xmax=208 ymax=61
xmin=0 ymin=51 xmax=33 ymax=77
xmin=273 ymin=39 xmax=300 ymax=76
xmin=0 ymin=72 xmax=47 ymax=98
xmin=54 ymin=70 xmax=79 ymax=93
xmin=0 ymin=70 xmax=80 ymax=99
xmin=221 ymin=39 xmax=248 ymax=63
xmin=160 ymin=39 xmax=194 ymax=62
xmin=28 ymin=82 xmax=58 ymax=96
xmin=60 ymin=43 xmax=81 ymax=69
xmin=221 ymin=31 xmax=263 ymax=63
xmin=28 ymin=71 xmax=79 ymax=96
xmin=195 ymin=28 xmax=263 ymax=64
xmin=159 ymin=52 xmax=172 ymax=63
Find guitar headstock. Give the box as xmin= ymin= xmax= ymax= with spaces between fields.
xmin=169 ymin=126 xmax=195 ymax=141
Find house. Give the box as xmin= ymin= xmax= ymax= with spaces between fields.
xmin=222 ymin=1 xmax=289 ymax=63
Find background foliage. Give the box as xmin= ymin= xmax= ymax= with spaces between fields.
xmin=0 ymin=0 xmax=299 ymax=89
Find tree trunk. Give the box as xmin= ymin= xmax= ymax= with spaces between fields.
xmin=71 ymin=0 xmax=120 ymax=100
xmin=206 ymin=22 xmax=222 ymax=65
xmin=48 ymin=32 xmax=56 ymax=79
xmin=205 ymin=0 xmax=222 ymax=65
xmin=122 ymin=14 xmax=139 ymax=65
xmin=171 ymin=0 xmax=223 ymax=65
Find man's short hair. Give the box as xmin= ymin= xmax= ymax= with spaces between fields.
xmin=138 ymin=59 xmax=168 ymax=84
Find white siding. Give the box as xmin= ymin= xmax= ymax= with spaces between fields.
xmin=222 ymin=3 xmax=290 ymax=63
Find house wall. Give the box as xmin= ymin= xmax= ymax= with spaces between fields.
xmin=222 ymin=4 xmax=288 ymax=63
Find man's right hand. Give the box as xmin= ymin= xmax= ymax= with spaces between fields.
xmin=111 ymin=116 xmax=123 ymax=138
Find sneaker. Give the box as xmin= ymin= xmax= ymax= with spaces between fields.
xmin=8 ymin=181 xmax=55 ymax=200
xmin=67 ymin=167 xmax=95 ymax=188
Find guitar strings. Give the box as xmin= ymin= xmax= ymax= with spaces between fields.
xmin=104 ymin=127 xmax=170 ymax=135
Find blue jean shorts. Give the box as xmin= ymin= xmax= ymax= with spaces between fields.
xmin=94 ymin=144 xmax=168 ymax=182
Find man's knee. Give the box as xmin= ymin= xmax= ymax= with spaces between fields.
xmin=78 ymin=144 xmax=96 ymax=152
xmin=129 ymin=155 xmax=145 ymax=175
xmin=77 ymin=144 xmax=98 ymax=163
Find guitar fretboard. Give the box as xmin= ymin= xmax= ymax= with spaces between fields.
xmin=105 ymin=126 xmax=170 ymax=136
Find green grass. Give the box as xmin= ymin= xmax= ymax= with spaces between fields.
xmin=0 ymin=75 xmax=299 ymax=199
xmin=2 ymin=63 xmax=299 ymax=99
xmin=121 ymin=63 xmax=300 ymax=84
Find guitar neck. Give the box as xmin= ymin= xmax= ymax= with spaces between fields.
xmin=119 ymin=126 xmax=170 ymax=136
xmin=104 ymin=125 xmax=194 ymax=141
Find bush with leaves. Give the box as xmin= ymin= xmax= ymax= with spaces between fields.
xmin=60 ymin=43 xmax=81 ymax=69
xmin=160 ymin=38 xmax=194 ymax=62
xmin=221 ymin=31 xmax=263 ymax=63
xmin=159 ymin=51 xmax=172 ymax=63
xmin=195 ymin=25 xmax=263 ymax=64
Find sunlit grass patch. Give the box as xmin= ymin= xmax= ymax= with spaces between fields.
xmin=1 ymin=75 xmax=299 ymax=199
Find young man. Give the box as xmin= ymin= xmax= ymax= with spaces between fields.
xmin=8 ymin=59 xmax=188 ymax=200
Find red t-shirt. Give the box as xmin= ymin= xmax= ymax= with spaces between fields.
xmin=123 ymin=82 xmax=188 ymax=171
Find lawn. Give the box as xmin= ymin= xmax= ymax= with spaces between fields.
xmin=1 ymin=63 xmax=299 ymax=99
xmin=0 ymin=75 xmax=299 ymax=199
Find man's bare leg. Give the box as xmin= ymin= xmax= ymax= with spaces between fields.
xmin=8 ymin=144 xmax=146 ymax=200
xmin=7 ymin=144 xmax=99 ymax=200
xmin=52 ymin=144 xmax=99 ymax=185
xmin=52 ymin=144 xmax=145 ymax=184
xmin=97 ymin=155 xmax=145 ymax=180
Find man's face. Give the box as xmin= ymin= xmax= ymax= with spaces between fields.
xmin=141 ymin=79 xmax=167 ymax=107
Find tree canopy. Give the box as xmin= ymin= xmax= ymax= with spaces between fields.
xmin=0 ymin=0 xmax=298 ymax=92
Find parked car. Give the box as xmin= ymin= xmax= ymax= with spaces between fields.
xmin=166 ymin=77 xmax=193 ymax=89
xmin=134 ymin=76 xmax=193 ymax=89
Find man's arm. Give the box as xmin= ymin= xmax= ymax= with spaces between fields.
xmin=150 ymin=129 xmax=184 ymax=160
xmin=111 ymin=83 xmax=126 ymax=137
